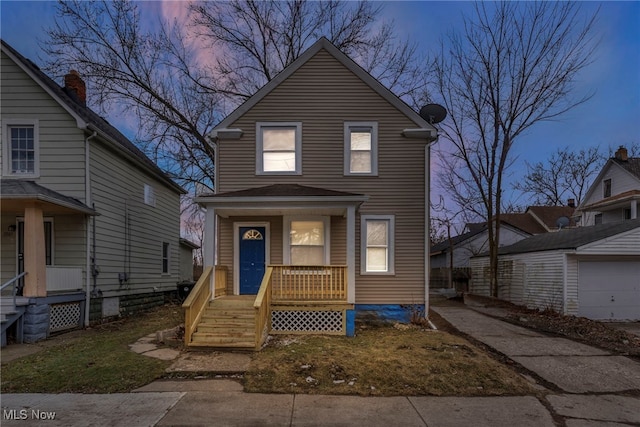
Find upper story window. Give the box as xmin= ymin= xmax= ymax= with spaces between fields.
xmin=162 ymin=242 xmax=170 ymax=274
xmin=256 ymin=122 xmax=302 ymax=175
xmin=2 ymin=119 xmax=39 ymax=178
xmin=144 ymin=184 xmax=156 ymax=207
xmin=344 ymin=122 xmax=378 ymax=176
xmin=603 ymin=179 xmax=612 ymax=198
xmin=361 ymin=215 xmax=395 ymax=275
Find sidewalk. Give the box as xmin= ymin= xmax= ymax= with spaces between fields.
xmin=2 ymin=303 xmax=640 ymax=426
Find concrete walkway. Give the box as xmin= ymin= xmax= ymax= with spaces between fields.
xmin=3 ymin=305 xmax=640 ymax=426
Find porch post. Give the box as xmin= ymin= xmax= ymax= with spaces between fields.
xmin=204 ymin=206 xmax=216 ymax=296
xmin=346 ymin=205 xmax=356 ymax=304
xmin=23 ymin=202 xmax=47 ymax=297
xmin=631 ymin=200 xmax=637 ymax=220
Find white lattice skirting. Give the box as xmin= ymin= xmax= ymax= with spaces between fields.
xmin=49 ymin=302 xmax=81 ymax=332
xmin=271 ymin=310 xmax=344 ymax=333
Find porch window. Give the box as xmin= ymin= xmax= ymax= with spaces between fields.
xmin=2 ymin=119 xmax=39 ymax=178
xmin=286 ymin=219 xmax=329 ymax=265
xmin=257 ymin=122 xmax=302 ymax=174
xmin=344 ymin=122 xmax=378 ymax=175
xmin=361 ymin=215 xmax=394 ymax=274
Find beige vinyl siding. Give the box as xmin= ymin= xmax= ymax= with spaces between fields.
xmin=1 ymin=52 xmax=86 ymax=201
xmin=90 ymin=141 xmax=180 ymax=297
xmin=218 ymin=49 xmax=426 ymax=304
xmin=51 ymin=215 xmax=86 ymax=268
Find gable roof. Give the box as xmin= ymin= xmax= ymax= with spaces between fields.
xmin=612 ymin=157 xmax=640 ymax=179
xmin=579 ymin=156 xmax=640 ymax=209
xmin=494 ymin=219 xmax=640 ymax=255
xmin=526 ymin=206 xmax=576 ymax=230
xmin=210 ymin=37 xmax=437 ymax=138
xmin=430 ymin=220 xmax=533 ymax=253
xmin=500 ymin=213 xmax=548 ymax=234
xmin=1 ymin=39 xmax=185 ymax=195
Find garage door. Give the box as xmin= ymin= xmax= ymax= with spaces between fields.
xmin=578 ymin=261 xmax=640 ymax=320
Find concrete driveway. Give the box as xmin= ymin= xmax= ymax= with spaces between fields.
xmin=432 ymin=305 xmax=640 ymax=426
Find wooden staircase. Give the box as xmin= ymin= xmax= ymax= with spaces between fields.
xmin=190 ymin=295 xmax=256 ymax=350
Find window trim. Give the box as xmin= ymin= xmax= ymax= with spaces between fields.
xmin=283 ymin=216 xmax=331 ymax=265
xmin=344 ymin=121 xmax=378 ymax=176
xmin=360 ymin=215 xmax=395 ymax=275
xmin=2 ymin=119 xmax=40 ymax=178
xmin=161 ymin=242 xmax=170 ymax=274
xmin=256 ymin=122 xmax=302 ymax=175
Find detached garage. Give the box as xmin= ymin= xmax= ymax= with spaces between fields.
xmin=470 ymin=219 xmax=640 ymax=321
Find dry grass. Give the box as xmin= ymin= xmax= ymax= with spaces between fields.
xmin=1 ymin=303 xmax=184 ymax=394
xmin=245 ymin=324 xmax=537 ymax=397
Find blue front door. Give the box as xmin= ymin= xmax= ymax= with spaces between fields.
xmin=239 ymin=226 xmax=266 ymax=294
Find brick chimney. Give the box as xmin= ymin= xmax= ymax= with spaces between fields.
xmin=614 ymin=146 xmax=628 ymax=161
xmin=64 ymin=70 xmax=86 ymax=106
xmin=567 ymin=198 xmax=575 ymax=208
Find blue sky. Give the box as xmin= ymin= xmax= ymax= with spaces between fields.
xmin=2 ymin=1 xmax=639 ymax=205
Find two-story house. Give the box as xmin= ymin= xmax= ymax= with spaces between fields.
xmin=183 ymin=37 xmax=438 ymax=349
xmin=575 ymin=146 xmax=640 ymax=225
xmin=1 ymin=40 xmax=185 ymax=346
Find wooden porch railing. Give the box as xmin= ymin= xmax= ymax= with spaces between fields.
xmin=182 ymin=266 xmax=228 ymax=345
xmin=214 ymin=266 xmax=228 ymax=298
xmin=253 ymin=266 xmax=273 ymax=350
xmin=270 ymin=265 xmax=348 ymax=302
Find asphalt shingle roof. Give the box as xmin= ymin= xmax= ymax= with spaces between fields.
xmin=203 ymin=184 xmax=365 ymax=198
xmin=495 ymin=219 xmax=640 ymax=255
xmin=613 ymin=157 xmax=640 ymax=180
xmin=1 ymin=179 xmax=96 ymax=214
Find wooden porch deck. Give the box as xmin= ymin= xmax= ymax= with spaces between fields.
xmin=183 ymin=265 xmax=350 ymax=350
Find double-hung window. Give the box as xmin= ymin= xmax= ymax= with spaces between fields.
xmin=603 ymin=179 xmax=612 ymax=198
xmin=361 ymin=215 xmax=394 ymax=274
xmin=344 ymin=122 xmax=377 ymax=175
xmin=285 ymin=217 xmax=329 ymax=265
xmin=3 ymin=119 xmax=39 ymax=178
xmin=257 ymin=122 xmax=302 ymax=174
xmin=162 ymin=242 xmax=170 ymax=274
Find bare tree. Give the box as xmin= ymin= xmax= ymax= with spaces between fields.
xmin=431 ymin=2 xmax=598 ymax=296
xmin=515 ymin=146 xmax=604 ymax=206
xmin=43 ymin=0 xmax=427 ymax=192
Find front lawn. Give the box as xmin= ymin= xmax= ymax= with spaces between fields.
xmin=245 ymin=324 xmax=538 ymax=397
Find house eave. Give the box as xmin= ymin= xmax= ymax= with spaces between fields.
xmin=403 ymin=128 xmax=438 ymax=142
xmin=209 ymin=128 xmax=244 ymax=140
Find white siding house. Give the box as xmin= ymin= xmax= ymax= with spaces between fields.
xmin=470 ymin=220 xmax=640 ymax=320
xmin=576 ymin=146 xmax=640 ymax=226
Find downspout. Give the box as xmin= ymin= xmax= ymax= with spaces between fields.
xmin=425 ymin=142 xmax=435 ymax=329
xmin=85 ymin=131 xmax=97 ymax=327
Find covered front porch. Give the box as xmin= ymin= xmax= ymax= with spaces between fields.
xmin=183 ymin=184 xmax=366 ymax=350
xmin=1 ymin=180 xmax=96 ymax=345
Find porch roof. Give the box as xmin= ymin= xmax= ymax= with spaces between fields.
xmin=195 ymin=184 xmax=368 ymax=217
xmin=580 ymin=190 xmax=640 ymax=212
xmin=0 ymin=179 xmax=97 ymax=215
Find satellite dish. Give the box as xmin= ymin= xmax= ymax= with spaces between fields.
xmin=419 ymin=104 xmax=447 ymax=124
xmin=556 ymin=216 xmax=570 ymax=229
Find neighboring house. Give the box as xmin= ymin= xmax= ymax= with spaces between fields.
xmin=1 ymin=40 xmax=185 ymax=346
xmin=431 ymin=205 xmax=575 ymax=270
xmin=185 ymin=37 xmax=438 ymax=349
xmin=179 ymin=238 xmax=200 ymax=283
xmin=469 ymin=219 xmax=640 ymax=321
xmin=575 ymin=146 xmax=640 ymax=226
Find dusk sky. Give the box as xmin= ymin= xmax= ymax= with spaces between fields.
xmin=2 ymin=1 xmax=639 ymax=208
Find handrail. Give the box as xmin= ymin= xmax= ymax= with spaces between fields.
xmin=182 ymin=266 xmax=213 ymax=346
xmin=253 ymin=266 xmax=273 ymax=350
xmin=1 ymin=272 xmax=27 ymax=307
